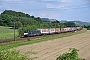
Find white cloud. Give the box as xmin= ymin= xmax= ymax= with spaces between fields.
xmin=4 ymin=0 xmax=22 ymax=2
xmin=46 ymin=4 xmax=55 ymax=8
xmin=58 ymin=0 xmax=72 ymax=2
xmin=46 ymin=4 xmax=70 ymax=10
xmin=41 ymin=0 xmax=56 ymax=1
xmin=28 ymin=0 xmax=37 ymax=4
xmin=3 ymin=0 xmax=37 ymax=4
xmin=40 ymin=0 xmax=72 ymax=2
xmin=46 ymin=4 xmax=63 ymax=8
xmin=37 ymin=11 xmax=60 ymax=19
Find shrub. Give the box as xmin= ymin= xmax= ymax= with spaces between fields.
xmin=18 ymin=27 xmax=26 ymax=37
xmin=56 ymin=48 xmax=85 ymax=60
xmin=0 ymin=49 xmax=31 ymax=60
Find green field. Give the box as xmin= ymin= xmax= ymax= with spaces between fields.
xmin=0 ymin=26 xmax=18 ymax=40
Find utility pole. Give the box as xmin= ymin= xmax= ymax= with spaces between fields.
xmin=59 ymin=21 xmax=61 ymax=30
xmin=14 ymin=22 xmax=15 ymax=41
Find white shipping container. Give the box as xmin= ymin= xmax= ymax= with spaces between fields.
xmin=63 ymin=28 xmax=68 ymax=32
xmin=38 ymin=29 xmax=49 ymax=34
xmin=55 ymin=28 xmax=61 ymax=33
xmin=67 ymin=27 xmax=72 ymax=31
xmin=61 ymin=28 xmax=64 ymax=32
xmin=49 ymin=28 xmax=55 ymax=33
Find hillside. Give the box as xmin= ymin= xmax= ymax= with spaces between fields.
xmin=41 ymin=18 xmax=90 ymax=26
xmin=0 ymin=10 xmax=42 ymax=27
xmin=59 ymin=20 xmax=90 ymax=26
xmin=72 ymin=21 xmax=90 ymax=26
xmin=41 ymin=18 xmax=50 ymax=21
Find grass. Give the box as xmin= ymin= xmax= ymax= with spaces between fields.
xmin=0 ymin=28 xmax=87 ymax=51
xmin=0 ymin=26 xmax=18 ymax=40
xmin=25 ymin=50 xmax=38 ymax=55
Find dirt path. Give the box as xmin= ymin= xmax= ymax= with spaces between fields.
xmin=16 ymin=30 xmax=90 ymax=60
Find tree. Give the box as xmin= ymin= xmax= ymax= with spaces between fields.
xmin=35 ymin=17 xmax=42 ymax=23
xmin=18 ymin=27 xmax=26 ymax=37
xmin=56 ymin=48 xmax=85 ymax=60
xmin=50 ymin=20 xmax=60 ymax=28
xmin=64 ymin=22 xmax=76 ymax=27
xmin=26 ymin=25 xmax=37 ymax=30
xmin=31 ymin=16 xmax=34 ymax=18
xmin=13 ymin=22 xmax=22 ymax=29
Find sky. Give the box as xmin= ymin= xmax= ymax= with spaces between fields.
xmin=0 ymin=0 xmax=90 ymax=22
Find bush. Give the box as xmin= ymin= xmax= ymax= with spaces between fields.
xmin=0 ymin=49 xmax=31 ymax=60
xmin=87 ymin=27 xmax=90 ymax=30
xmin=56 ymin=48 xmax=85 ymax=60
xmin=18 ymin=27 xmax=26 ymax=37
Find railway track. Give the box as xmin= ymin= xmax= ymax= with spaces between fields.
xmin=0 ymin=36 xmax=42 ymax=44
xmin=0 ymin=31 xmax=79 ymax=44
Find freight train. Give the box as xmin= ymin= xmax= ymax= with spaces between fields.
xmin=24 ymin=27 xmax=83 ymax=37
